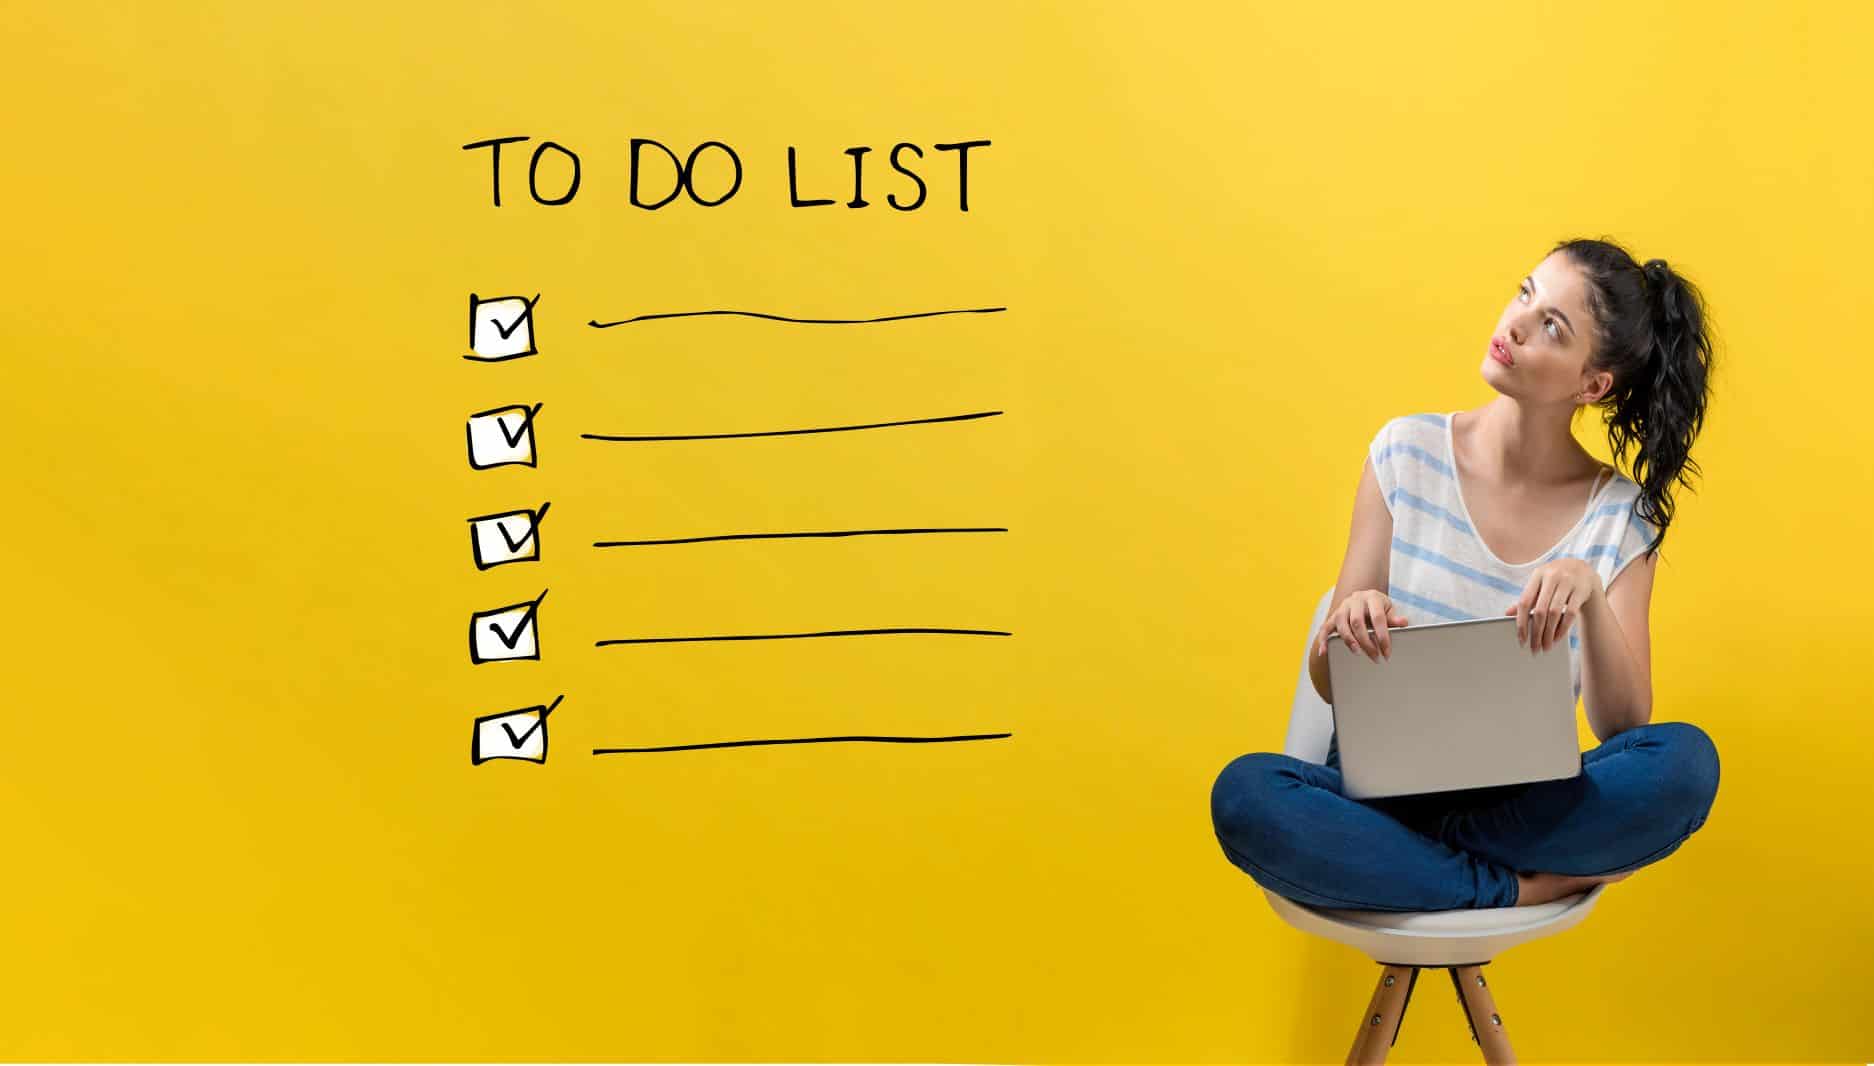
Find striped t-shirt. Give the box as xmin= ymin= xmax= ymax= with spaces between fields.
xmin=1325 ymin=410 xmax=1660 ymax=770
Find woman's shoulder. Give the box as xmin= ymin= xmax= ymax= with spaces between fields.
xmin=1602 ymin=467 xmax=1642 ymax=499
xmin=1372 ymin=411 xmax=1449 ymax=450
xmin=1374 ymin=410 xmax=1447 ymax=433
xmin=1589 ymin=470 xmax=1654 ymax=534
xmin=1394 ymin=411 xmax=1450 ymax=430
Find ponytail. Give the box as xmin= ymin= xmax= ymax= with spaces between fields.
xmin=1551 ymin=239 xmax=1717 ymax=558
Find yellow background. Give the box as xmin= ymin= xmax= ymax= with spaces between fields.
xmin=5 ymin=1 xmax=1869 ymax=1060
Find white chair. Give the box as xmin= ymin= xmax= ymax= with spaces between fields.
xmin=1263 ymin=586 xmax=1608 ymax=1063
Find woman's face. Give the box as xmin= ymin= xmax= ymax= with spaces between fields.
xmin=1483 ymin=253 xmax=1611 ymax=405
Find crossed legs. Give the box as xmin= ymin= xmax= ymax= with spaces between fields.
xmin=1209 ymin=721 xmax=1720 ymax=911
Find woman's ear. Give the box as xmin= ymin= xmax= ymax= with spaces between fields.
xmin=1580 ymin=367 xmax=1614 ymax=404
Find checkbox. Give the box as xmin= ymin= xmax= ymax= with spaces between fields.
xmin=467 ymin=502 xmax=551 ymax=570
xmin=467 ymin=293 xmax=539 ymax=361
xmin=472 ymin=695 xmax=563 ymax=764
xmin=470 ymin=589 xmax=548 ymax=663
xmin=466 ymin=403 xmax=542 ymax=470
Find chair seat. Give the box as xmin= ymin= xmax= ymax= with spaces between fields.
xmin=1260 ymin=883 xmax=1607 ymax=967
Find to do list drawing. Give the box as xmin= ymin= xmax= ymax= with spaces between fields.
xmin=457 ymin=292 xmax=1016 ymax=765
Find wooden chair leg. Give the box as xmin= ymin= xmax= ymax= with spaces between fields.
xmin=1448 ymin=963 xmax=1516 ymax=1063
xmin=1345 ymin=964 xmax=1418 ymax=1065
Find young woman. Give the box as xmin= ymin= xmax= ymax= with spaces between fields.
xmin=1210 ymin=237 xmax=1721 ymax=910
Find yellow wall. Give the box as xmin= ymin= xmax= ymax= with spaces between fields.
xmin=5 ymin=1 xmax=1868 ymax=1060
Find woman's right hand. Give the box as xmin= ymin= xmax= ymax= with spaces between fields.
xmin=1315 ymin=590 xmax=1407 ymax=662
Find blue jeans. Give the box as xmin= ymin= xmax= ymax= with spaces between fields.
xmin=1209 ymin=721 xmax=1720 ymax=911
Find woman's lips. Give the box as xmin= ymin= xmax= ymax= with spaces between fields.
xmin=1490 ymin=339 xmax=1514 ymax=366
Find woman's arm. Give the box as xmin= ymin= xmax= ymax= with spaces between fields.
xmin=1310 ymin=453 xmax=1395 ymax=704
xmin=1578 ymin=551 xmax=1657 ymax=741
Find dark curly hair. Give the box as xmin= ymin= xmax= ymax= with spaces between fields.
xmin=1550 ymin=236 xmax=1716 ymax=560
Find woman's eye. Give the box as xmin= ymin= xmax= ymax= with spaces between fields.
xmin=1520 ymin=288 xmax=1561 ymax=340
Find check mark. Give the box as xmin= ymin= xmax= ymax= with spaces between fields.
xmin=500 ymin=694 xmax=564 ymax=747
xmin=499 ymin=404 xmax=544 ymax=447
xmin=491 ymin=294 xmax=541 ymax=339
xmin=499 ymin=502 xmax=551 ymax=553
xmin=488 ymin=589 xmax=549 ymax=649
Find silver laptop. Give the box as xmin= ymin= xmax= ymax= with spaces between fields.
xmin=1326 ymin=615 xmax=1581 ymax=800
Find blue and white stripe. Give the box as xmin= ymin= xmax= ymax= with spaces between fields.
xmin=1367 ymin=412 xmax=1646 ymax=706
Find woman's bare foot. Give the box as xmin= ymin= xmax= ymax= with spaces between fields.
xmin=1514 ymin=868 xmax=1636 ymax=906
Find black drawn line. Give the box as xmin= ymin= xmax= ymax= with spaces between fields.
xmin=581 ymin=409 xmax=1000 ymax=442
xmin=466 ymin=502 xmax=551 ymax=569
xmin=466 ymin=402 xmax=544 ymax=470
xmin=588 ymin=306 xmax=1006 ymax=328
xmin=464 ymin=293 xmax=542 ymax=362
xmin=497 ymin=403 xmax=545 ymax=446
xmin=469 ymin=588 xmax=549 ymax=663
xmin=470 ymin=694 xmax=563 ymax=765
xmin=489 ymin=599 xmax=542 ymax=649
xmin=498 ymin=502 xmax=551 ymax=552
xmin=596 ymin=627 xmax=1010 ymax=647
xmin=491 ymin=296 xmax=540 ymax=339
xmin=594 ymin=526 xmax=1006 ymax=548
xmin=593 ymin=732 xmax=1013 ymax=755
xmin=500 ymin=693 xmax=564 ymax=748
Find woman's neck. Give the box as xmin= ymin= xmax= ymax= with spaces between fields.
xmin=1460 ymin=399 xmax=1598 ymax=485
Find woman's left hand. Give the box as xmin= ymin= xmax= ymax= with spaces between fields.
xmin=1503 ymin=558 xmax=1602 ymax=652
